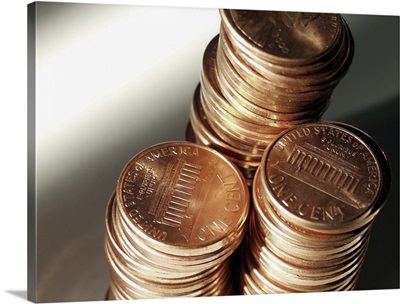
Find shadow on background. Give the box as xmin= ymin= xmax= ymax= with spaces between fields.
xmin=334 ymin=96 xmax=399 ymax=290
xmin=6 ymin=290 xmax=27 ymax=300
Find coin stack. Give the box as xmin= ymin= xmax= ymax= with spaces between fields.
xmin=104 ymin=141 xmax=250 ymax=299
xmin=240 ymin=122 xmax=391 ymax=294
xmin=187 ymin=9 xmax=354 ymax=184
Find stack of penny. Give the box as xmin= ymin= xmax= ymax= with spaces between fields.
xmin=187 ymin=9 xmax=354 ymax=185
xmin=104 ymin=141 xmax=250 ymax=299
xmin=240 ymin=122 xmax=391 ymax=294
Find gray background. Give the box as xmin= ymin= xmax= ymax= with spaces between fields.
xmin=29 ymin=3 xmax=399 ymax=302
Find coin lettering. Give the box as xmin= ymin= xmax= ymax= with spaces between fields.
xmin=145 ymin=145 xmax=200 ymax=162
xmin=217 ymin=173 xmax=242 ymax=212
xmin=275 ymin=127 xmax=312 ymax=150
xmin=298 ymin=203 xmax=345 ymax=221
xmin=269 ymin=33 xmax=289 ymax=54
xmin=196 ymin=217 xmax=233 ymax=241
xmin=314 ymin=126 xmax=363 ymax=149
xmin=329 ymin=15 xmax=340 ymax=38
xmin=137 ymin=168 xmax=157 ymax=200
xmin=268 ymin=174 xmax=297 ymax=207
xmin=129 ymin=209 xmax=168 ymax=241
xmin=321 ymin=137 xmax=357 ymax=159
xmin=361 ymin=151 xmax=379 ymax=195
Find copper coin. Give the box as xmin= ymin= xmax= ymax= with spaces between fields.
xmin=199 ymin=88 xmax=274 ymax=150
xmin=259 ymin=122 xmax=383 ymax=234
xmin=200 ymin=35 xmax=291 ymax=135
xmin=219 ymin=26 xmax=348 ymax=95
xmin=220 ymin=9 xmax=343 ymax=66
xmin=216 ymin=42 xmax=333 ymax=114
xmin=190 ymin=84 xmax=262 ymax=165
xmin=215 ymin=61 xmax=332 ymax=122
xmin=232 ymin=22 xmax=353 ymax=88
xmin=217 ymin=30 xmax=334 ymax=107
xmin=115 ymin=141 xmax=250 ymax=255
xmin=253 ymin=168 xmax=372 ymax=245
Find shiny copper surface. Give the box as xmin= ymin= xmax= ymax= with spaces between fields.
xmin=104 ymin=142 xmax=250 ymax=298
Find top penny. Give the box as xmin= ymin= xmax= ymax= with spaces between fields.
xmin=115 ymin=141 xmax=250 ymax=255
xmin=258 ymin=122 xmax=384 ymax=234
xmin=220 ymin=9 xmax=343 ymax=66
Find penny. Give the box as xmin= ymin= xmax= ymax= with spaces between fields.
xmin=229 ymin=22 xmax=343 ymax=78
xmin=233 ymin=23 xmax=353 ymax=89
xmin=252 ymin=187 xmax=370 ymax=249
xmin=113 ymin=258 xmax=231 ymax=296
xmin=259 ymin=122 xmax=382 ymax=234
xmin=115 ymin=141 xmax=250 ymax=255
xmin=250 ymin=211 xmax=370 ymax=271
xmin=104 ymin=141 xmax=250 ymax=298
xmin=106 ymin=194 xmax=214 ymax=280
xmin=216 ymin=32 xmax=334 ymax=107
xmin=243 ymin=247 xmax=294 ymax=293
xmin=215 ymin=63 xmax=331 ymax=122
xmin=116 ymin=206 xmax=238 ymax=270
xmin=190 ymin=84 xmax=263 ymax=165
xmin=199 ymin=90 xmax=275 ymax=150
xmin=250 ymin=231 xmax=368 ymax=281
xmin=257 ymin=182 xmax=372 ymax=252
xmin=241 ymin=121 xmax=390 ymax=294
xmin=201 ymin=39 xmax=294 ymax=132
xmin=253 ymin=168 xmax=371 ymax=244
xmin=220 ymin=10 xmax=343 ymax=65
xmin=219 ymin=26 xmax=351 ymax=95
